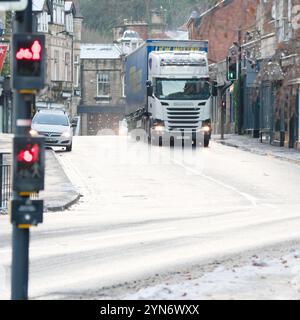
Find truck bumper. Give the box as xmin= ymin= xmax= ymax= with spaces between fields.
xmin=150 ymin=129 xmax=209 ymax=147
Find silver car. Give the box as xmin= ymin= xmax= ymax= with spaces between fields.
xmin=32 ymin=110 xmax=73 ymax=152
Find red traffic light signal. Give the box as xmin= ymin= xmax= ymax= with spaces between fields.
xmin=17 ymin=144 xmax=40 ymax=164
xmin=16 ymin=40 xmax=42 ymax=61
xmin=13 ymin=34 xmax=46 ymax=90
xmin=13 ymin=137 xmax=45 ymax=193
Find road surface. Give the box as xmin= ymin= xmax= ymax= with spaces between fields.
xmin=1 ymin=136 xmax=300 ymax=299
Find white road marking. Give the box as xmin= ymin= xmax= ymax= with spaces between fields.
xmin=172 ymin=158 xmax=258 ymax=207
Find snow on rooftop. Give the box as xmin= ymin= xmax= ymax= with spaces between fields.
xmin=81 ymin=44 xmax=123 ymax=60
xmin=65 ymin=1 xmax=73 ymax=12
xmin=33 ymin=0 xmax=76 ymax=13
xmin=32 ymin=0 xmax=45 ymax=11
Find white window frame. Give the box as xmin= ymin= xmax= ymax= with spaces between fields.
xmin=122 ymin=75 xmax=126 ymax=98
xmin=97 ymin=73 xmax=110 ymax=97
xmin=54 ymin=50 xmax=59 ymax=81
xmin=64 ymin=52 xmax=71 ymax=82
xmin=74 ymin=55 xmax=80 ymax=87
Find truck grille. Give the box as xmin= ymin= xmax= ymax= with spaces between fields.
xmin=166 ymin=107 xmax=201 ymax=131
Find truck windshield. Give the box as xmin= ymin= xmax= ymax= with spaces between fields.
xmin=155 ymin=79 xmax=210 ymax=101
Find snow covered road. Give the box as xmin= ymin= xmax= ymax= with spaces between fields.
xmin=1 ymin=136 xmax=300 ymax=299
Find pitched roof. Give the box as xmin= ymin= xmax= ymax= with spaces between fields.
xmin=71 ymin=0 xmax=83 ymax=18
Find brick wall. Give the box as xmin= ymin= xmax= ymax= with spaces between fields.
xmin=188 ymin=0 xmax=258 ymax=63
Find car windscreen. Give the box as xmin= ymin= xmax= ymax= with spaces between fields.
xmin=33 ymin=113 xmax=69 ymax=126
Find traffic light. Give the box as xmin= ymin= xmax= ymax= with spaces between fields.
xmin=226 ymin=57 xmax=238 ymax=81
xmin=13 ymin=136 xmax=45 ymax=193
xmin=12 ymin=34 xmax=46 ymax=90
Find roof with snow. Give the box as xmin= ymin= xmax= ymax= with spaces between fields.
xmin=32 ymin=0 xmax=46 ymax=12
xmin=32 ymin=0 xmax=83 ymax=17
xmin=81 ymin=44 xmax=123 ymax=60
xmin=65 ymin=1 xmax=73 ymax=12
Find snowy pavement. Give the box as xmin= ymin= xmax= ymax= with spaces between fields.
xmin=1 ymin=136 xmax=300 ymax=300
xmin=213 ymin=134 xmax=300 ymax=164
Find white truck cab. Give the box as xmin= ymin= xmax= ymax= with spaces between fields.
xmin=147 ymin=51 xmax=212 ymax=146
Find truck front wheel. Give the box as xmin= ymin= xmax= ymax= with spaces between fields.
xmin=204 ymin=138 xmax=210 ymax=148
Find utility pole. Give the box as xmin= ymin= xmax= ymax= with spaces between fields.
xmin=10 ymin=0 xmax=46 ymax=300
xmin=220 ymin=99 xmax=225 ymax=140
xmin=237 ymin=29 xmax=243 ymax=135
xmin=220 ymin=82 xmax=233 ymax=140
xmin=11 ymin=0 xmax=33 ymax=301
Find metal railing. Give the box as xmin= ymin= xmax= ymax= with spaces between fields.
xmin=0 ymin=152 xmax=12 ymax=213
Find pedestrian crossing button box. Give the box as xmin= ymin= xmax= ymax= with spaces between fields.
xmin=11 ymin=199 xmax=44 ymax=226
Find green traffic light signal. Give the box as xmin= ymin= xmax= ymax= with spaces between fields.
xmin=227 ymin=63 xmax=237 ymax=81
xmin=228 ymin=72 xmax=235 ymax=80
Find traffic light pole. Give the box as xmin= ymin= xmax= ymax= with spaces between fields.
xmin=237 ymin=29 xmax=243 ymax=135
xmin=11 ymin=0 xmax=33 ymax=301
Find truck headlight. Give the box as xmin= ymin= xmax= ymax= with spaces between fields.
xmin=154 ymin=125 xmax=165 ymax=132
xmin=201 ymin=126 xmax=211 ymax=132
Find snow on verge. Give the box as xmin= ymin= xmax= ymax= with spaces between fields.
xmin=120 ymin=251 xmax=300 ymax=300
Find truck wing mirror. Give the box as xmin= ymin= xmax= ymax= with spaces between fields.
xmin=146 ymin=81 xmax=153 ymax=97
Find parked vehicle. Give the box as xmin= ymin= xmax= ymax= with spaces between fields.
xmin=31 ymin=110 xmax=73 ymax=152
xmin=125 ymin=39 xmax=212 ymax=147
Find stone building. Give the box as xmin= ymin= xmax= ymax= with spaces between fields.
xmin=79 ymin=44 xmax=125 ymax=136
xmin=206 ymin=0 xmax=300 ymax=149
xmin=33 ymin=0 xmax=83 ymax=119
xmin=114 ymin=20 xmax=149 ymax=42
xmin=241 ymin=0 xmax=300 ymax=149
xmin=189 ymin=0 xmax=258 ymax=136
xmin=113 ymin=8 xmax=169 ymax=44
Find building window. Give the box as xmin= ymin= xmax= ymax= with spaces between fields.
xmin=37 ymin=12 xmax=49 ymax=32
xmin=122 ymin=75 xmax=126 ymax=98
xmin=65 ymin=52 xmax=70 ymax=82
xmin=74 ymin=55 xmax=80 ymax=87
xmin=66 ymin=13 xmax=74 ymax=33
xmin=53 ymin=0 xmax=64 ymax=25
xmin=97 ymin=73 xmax=110 ymax=97
xmin=53 ymin=8 xmax=57 ymax=23
xmin=54 ymin=50 xmax=59 ymax=81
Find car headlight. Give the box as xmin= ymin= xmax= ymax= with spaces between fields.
xmin=61 ymin=131 xmax=71 ymax=138
xmin=29 ymin=129 xmax=39 ymax=137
